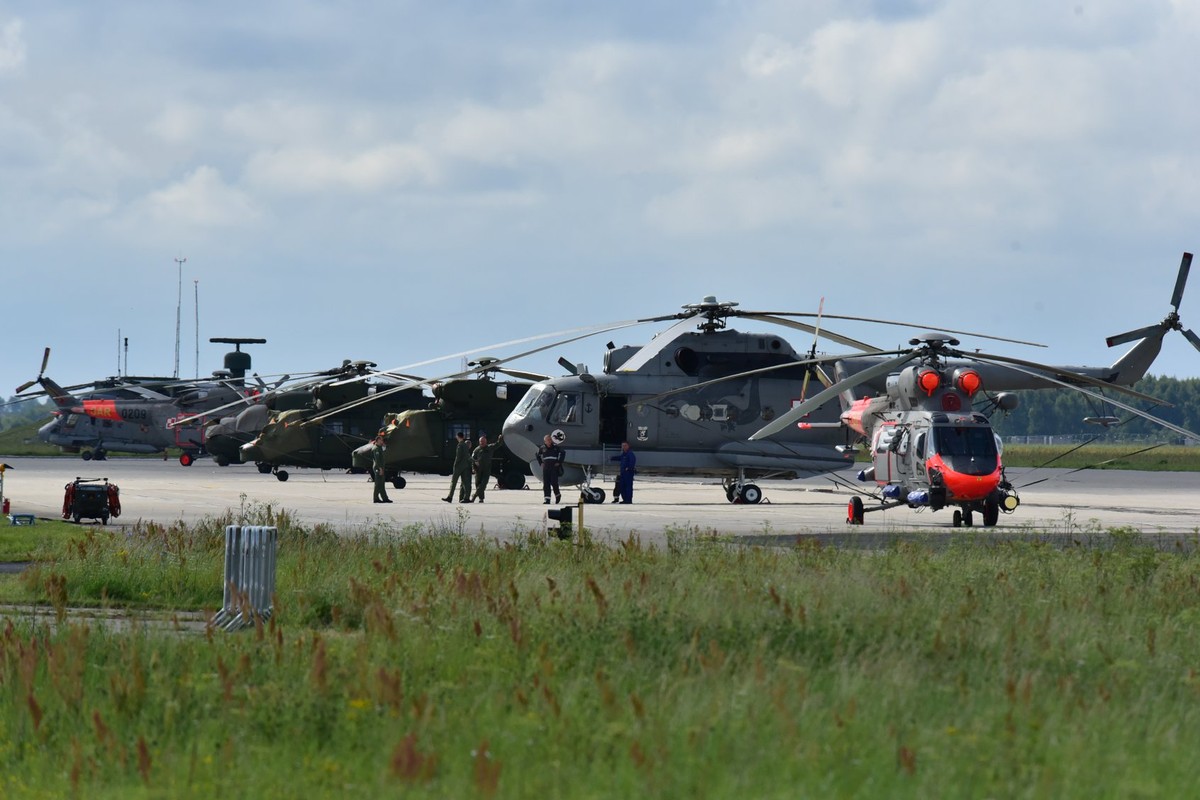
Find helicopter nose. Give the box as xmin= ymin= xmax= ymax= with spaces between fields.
xmin=501 ymin=414 xmax=540 ymax=461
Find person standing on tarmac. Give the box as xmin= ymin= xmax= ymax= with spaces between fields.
xmin=610 ymin=440 xmax=637 ymax=504
xmin=537 ymin=432 xmax=565 ymax=505
xmin=469 ymin=433 xmax=503 ymax=503
xmin=371 ymin=436 xmax=392 ymax=504
xmin=443 ymin=432 xmax=472 ymax=503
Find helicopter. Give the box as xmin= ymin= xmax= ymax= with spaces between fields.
xmin=501 ymin=254 xmax=1191 ymax=505
xmin=15 ymin=338 xmax=270 ymax=465
xmin=236 ymin=362 xmax=429 ymax=481
xmin=347 ymin=360 xmax=540 ymax=490
xmin=203 ymin=359 xmax=395 ymax=469
xmin=748 ymin=331 xmax=1200 ymax=527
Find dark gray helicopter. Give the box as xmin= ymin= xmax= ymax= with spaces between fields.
xmin=16 ymin=338 xmax=270 ymax=464
xmin=501 ymin=254 xmax=1190 ymax=505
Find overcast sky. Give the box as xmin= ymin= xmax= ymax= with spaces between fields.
xmin=4 ymin=1 xmax=1200 ymax=403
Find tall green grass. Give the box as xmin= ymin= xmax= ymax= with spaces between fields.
xmin=2 ymin=509 xmax=1200 ymax=797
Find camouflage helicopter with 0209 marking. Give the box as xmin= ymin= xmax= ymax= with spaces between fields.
xmin=15 ymin=338 xmax=272 ymax=465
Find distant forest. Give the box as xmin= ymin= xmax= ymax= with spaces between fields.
xmin=983 ymin=375 xmax=1200 ymax=442
xmin=0 ymin=396 xmax=50 ymax=432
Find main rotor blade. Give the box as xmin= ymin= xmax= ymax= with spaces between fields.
xmin=749 ymin=351 xmax=920 ymax=441
xmin=14 ymin=380 xmax=36 ymax=394
xmin=740 ymin=314 xmax=884 ymax=353
xmin=338 ymin=318 xmax=650 ymax=386
xmin=969 ymin=358 xmax=1200 ymax=441
xmin=496 ymin=368 xmax=549 ymax=382
xmin=966 ymin=350 xmax=1170 ymax=406
xmin=739 ymin=312 xmax=1046 ymax=348
xmin=629 ymin=353 xmax=884 ymax=407
xmin=1105 ymin=323 xmax=1164 ymax=348
xmin=1185 ymin=328 xmax=1200 ymax=354
xmin=616 ymin=314 xmax=702 ymax=373
xmin=1171 ymin=252 xmax=1193 ymax=311
xmin=38 ymin=347 xmax=50 ymax=376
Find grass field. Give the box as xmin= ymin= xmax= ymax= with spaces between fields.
xmin=0 ymin=506 xmax=1198 ymax=797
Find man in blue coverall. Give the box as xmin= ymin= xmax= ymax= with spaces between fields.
xmin=610 ymin=441 xmax=637 ymax=504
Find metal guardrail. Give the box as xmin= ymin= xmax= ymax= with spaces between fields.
xmin=213 ymin=525 xmax=277 ymax=631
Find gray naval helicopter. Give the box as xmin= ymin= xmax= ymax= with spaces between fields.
xmin=16 ymin=338 xmax=271 ymax=464
xmin=502 ymin=254 xmax=1193 ymax=504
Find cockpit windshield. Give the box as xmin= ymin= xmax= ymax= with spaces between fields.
xmin=932 ymin=425 xmax=998 ymax=475
xmin=512 ymin=384 xmax=554 ymax=419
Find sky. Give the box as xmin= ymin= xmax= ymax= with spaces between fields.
xmin=4 ymin=0 xmax=1200 ymax=403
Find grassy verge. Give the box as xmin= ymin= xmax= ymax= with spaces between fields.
xmin=0 ymin=507 xmax=1198 ymax=797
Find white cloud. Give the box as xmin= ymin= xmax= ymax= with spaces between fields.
xmin=129 ymin=166 xmax=260 ymax=230
xmin=0 ymin=19 xmax=25 ymax=73
xmin=243 ymin=144 xmax=438 ymax=193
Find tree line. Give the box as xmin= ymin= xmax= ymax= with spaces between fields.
xmin=989 ymin=375 xmax=1200 ymax=441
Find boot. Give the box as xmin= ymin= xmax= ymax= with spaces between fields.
xmin=442 ymin=496 xmax=452 ymax=503
xmin=543 ymin=497 xmax=550 ymax=505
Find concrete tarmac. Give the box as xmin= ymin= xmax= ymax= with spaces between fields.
xmin=3 ymin=456 xmax=1198 ymax=547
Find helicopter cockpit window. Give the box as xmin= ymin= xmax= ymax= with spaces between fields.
xmin=549 ymin=392 xmax=581 ymax=425
xmin=932 ymin=425 xmax=998 ymax=476
xmin=915 ymin=432 xmax=927 ymax=459
xmin=513 ymin=384 xmax=554 ymax=418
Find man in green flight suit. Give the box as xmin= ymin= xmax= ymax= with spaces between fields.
xmin=469 ymin=433 xmax=503 ymax=503
xmin=371 ymin=435 xmax=392 ymax=504
xmin=443 ymin=431 xmax=472 ymax=503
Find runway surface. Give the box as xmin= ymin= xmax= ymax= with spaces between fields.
xmin=3 ymin=456 xmax=1198 ymax=547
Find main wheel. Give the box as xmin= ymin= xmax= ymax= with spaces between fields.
xmin=94 ymin=449 xmax=107 ymax=461
xmin=101 ymin=513 xmax=109 ymax=526
xmin=962 ymin=510 xmax=974 ymax=527
xmin=501 ymin=470 xmax=527 ymax=490
xmin=81 ymin=450 xmax=93 ymax=461
xmin=725 ymin=485 xmax=737 ymax=503
xmin=739 ymin=484 xmax=763 ymax=504
xmin=215 ymin=456 xmax=230 ymax=467
xmin=582 ymin=487 xmax=605 ymax=504
xmin=179 ymin=453 xmax=194 ymax=467
xmin=276 ymin=470 xmax=289 ymax=482
xmin=257 ymin=462 xmax=272 ymax=474
xmin=392 ymin=476 xmax=407 ymax=490
xmin=952 ymin=509 xmax=963 ymax=528
xmin=982 ymin=497 xmax=1000 ymax=527
xmin=72 ymin=513 xmax=81 ymax=524
xmin=847 ymin=496 xmax=865 ymax=525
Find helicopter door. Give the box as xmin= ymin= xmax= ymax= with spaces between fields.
xmin=599 ymin=394 xmax=628 ymax=446
xmin=872 ymin=424 xmax=898 ymax=483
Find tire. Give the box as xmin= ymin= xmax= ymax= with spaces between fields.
xmin=101 ymin=514 xmax=109 ymax=526
xmin=739 ymin=484 xmax=763 ymax=504
xmin=179 ymin=453 xmax=194 ymax=467
xmin=81 ymin=450 xmax=93 ymax=461
xmin=502 ymin=470 xmax=527 ymax=490
xmin=215 ymin=456 xmax=230 ymax=467
xmin=582 ymin=488 xmax=605 ymax=504
xmin=95 ymin=449 xmax=107 ymax=461
xmin=847 ymin=496 xmax=865 ymax=525
xmin=725 ymin=486 xmax=737 ymax=503
xmin=983 ymin=498 xmax=1000 ymax=527
xmin=257 ymin=462 xmax=272 ymax=474
xmin=276 ymin=470 xmax=289 ymax=482
xmin=72 ymin=513 xmax=81 ymax=524
xmin=952 ymin=509 xmax=963 ymax=528
xmin=963 ymin=510 xmax=974 ymax=527
xmin=392 ymin=476 xmax=407 ymax=490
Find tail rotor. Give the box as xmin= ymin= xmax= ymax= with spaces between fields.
xmin=15 ymin=347 xmax=51 ymax=394
xmin=1106 ymin=252 xmax=1200 ymax=352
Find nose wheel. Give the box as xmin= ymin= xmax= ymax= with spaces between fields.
xmin=722 ymin=474 xmax=764 ymax=504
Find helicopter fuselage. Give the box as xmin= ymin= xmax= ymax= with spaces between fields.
xmin=502 ymin=329 xmax=856 ymax=485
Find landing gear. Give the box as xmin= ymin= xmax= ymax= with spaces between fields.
xmin=739 ymin=484 xmax=763 ymax=504
xmin=982 ymin=497 xmax=999 ymax=527
xmin=215 ymin=456 xmax=230 ymax=467
xmin=257 ymin=463 xmax=272 ymax=474
xmin=391 ymin=475 xmax=407 ymax=490
xmin=500 ymin=470 xmax=527 ymax=490
xmin=723 ymin=470 xmax=764 ymax=504
xmin=94 ymin=448 xmax=107 ymax=461
xmin=275 ymin=470 xmax=289 ymax=482
xmin=81 ymin=450 xmax=93 ymax=461
xmin=179 ymin=452 xmax=194 ymax=467
xmin=847 ymin=496 xmax=865 ymax=525
xmin=581 ymin=487 xmax=606 ymax=504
